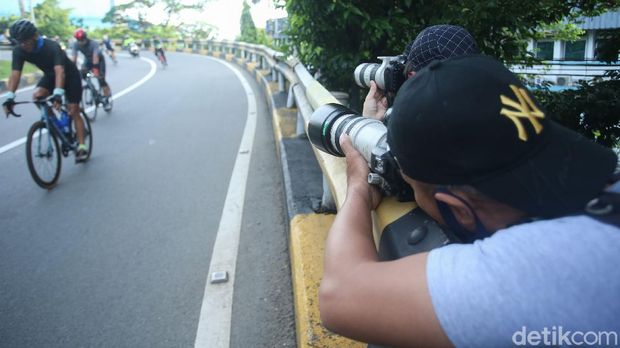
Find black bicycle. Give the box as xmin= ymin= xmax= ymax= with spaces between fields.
xmin=7 ymin=96 xmax=93 ymax=189
xmin=82 ymin=71 xmax=112 ymax=122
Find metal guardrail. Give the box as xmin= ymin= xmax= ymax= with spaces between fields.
xmin=188 ymin=39 xmax=347 ymax=211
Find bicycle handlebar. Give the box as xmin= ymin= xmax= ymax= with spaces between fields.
xmin=6 ymin=96 xmax=58 ymax=118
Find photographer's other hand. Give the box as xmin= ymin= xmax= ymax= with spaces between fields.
xmin=340 ymin=134 xmax=381 ymax=210
xmin=362 ymin=81 xmax=388 ymax=121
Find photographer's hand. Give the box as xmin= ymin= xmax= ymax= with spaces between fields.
xmin=362 ymin=81 xmax=388 ymax=121
xmin=319 ymin=135 xmax=448 ymax=347
xmin=340 ymin=135 xmax=382 ymax=210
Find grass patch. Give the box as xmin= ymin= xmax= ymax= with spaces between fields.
xmin=0 ymin=60 xmax=39 ymax=80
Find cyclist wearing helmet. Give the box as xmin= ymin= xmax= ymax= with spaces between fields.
xmin=70 ymin=28 xmax=112 ymax=110
xmin=101 ymin=34 xmax=117 ymax=64
xmin=2 ymin=19 xmax=88 ymax=162
xmin=152 ymin=35 xmax=167 ymax=66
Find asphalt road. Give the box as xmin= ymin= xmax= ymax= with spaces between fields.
xmin=0 ymin=51 xmax=295 ymax=347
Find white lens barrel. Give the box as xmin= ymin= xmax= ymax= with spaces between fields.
xmin=348 ymin=119 xmax=387 ymax=163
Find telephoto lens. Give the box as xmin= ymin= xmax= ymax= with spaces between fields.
xmin=354 ymin=62 xmax=385 ymax=90
xmin=308 ymin=103 xmax=387 ymax=163
xmin=308 ymin=103 xmax=414 ymax=201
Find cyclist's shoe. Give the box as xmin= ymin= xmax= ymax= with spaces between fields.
xmin=75 ymin=144 xmax=89 ymax=163
xmin=103 ymin=97 xmax=112 ymax=112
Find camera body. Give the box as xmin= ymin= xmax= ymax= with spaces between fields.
xmin=353 ymin=55 xmax=408 ymax=106
xmin=308 ymin=103 xmax=413 ymax=201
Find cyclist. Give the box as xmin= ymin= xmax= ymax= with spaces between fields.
xmin=152 ymin=35 xmax=167 ymax=66
xmin=2 ymin=19 xmax=88 ymax=162
xmin=101 ymin=34 xmax=117 ymax=65
xmin=70 ymin=28 xmax=112 ymax=111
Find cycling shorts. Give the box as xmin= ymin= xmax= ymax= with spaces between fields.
xmin=36 ymin=70 xmax=82 ymax=104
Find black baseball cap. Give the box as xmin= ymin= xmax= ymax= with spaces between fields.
xmin=387 ymin=55 xmax=618 ymax=218
xmin=404 ymin=25 xmax=479 ymax=72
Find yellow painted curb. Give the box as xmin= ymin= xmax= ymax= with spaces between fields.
xmin=246 ymin=62 xmax=258 ymax=72
xmin=290 ymin=214 xmax=365 ymax=348
xmin=274 ymin=107 xmax=298 ymax=139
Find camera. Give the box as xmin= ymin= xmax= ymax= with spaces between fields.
xmin=308 ymin=103 xmax=413 ymax=202
xmin=353 ymin=55 xmax=408 ymax=106
xmin=308 ymin=103 xmax=461 ymax=259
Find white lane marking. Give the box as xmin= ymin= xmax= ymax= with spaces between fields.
xmin=194 ymin=56 xmax=258 ymax=348
xmin=0 ymin=57 xmax=157 ymax=155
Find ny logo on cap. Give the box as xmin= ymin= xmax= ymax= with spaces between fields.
xmin=500 ymin=85 xmax=545 ymax=141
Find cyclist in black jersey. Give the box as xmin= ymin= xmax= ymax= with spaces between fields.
xmin=2 ymin=19 xmax=88 ymax=162
xmin=71 ymin=28 xmax=112 ymax=109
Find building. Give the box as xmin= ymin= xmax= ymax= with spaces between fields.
xmin=511 ymin=10 xmax=620 ymax=90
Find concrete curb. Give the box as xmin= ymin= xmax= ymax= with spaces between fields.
xmin=200 ymin=50 xmax=363 ymax=347
xmin=0 ymin=71 xmax=43 ymax=94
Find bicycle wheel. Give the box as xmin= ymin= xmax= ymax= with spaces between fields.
xmin=26 ymin=121 xmax=62 ymax=189
xmin=76 ymin=110 xmax=93 ymax=160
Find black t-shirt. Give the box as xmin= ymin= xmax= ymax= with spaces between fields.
xmin=12 ymin=38 xmax=78 ymax=76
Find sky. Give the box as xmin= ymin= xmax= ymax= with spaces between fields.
xmin=0 ymin=0 xmax=287 ymax=39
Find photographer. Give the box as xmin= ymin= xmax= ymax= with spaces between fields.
xmin=319 ymin=55 xmax=620 ymax=347
xmin=363 ymin=25 xmax=478 ymax=121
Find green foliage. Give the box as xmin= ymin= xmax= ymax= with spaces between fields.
xmin=0 ymin=61 xmax=38 ymax=80
xmin=0 ymin=15 xmax=20 ymax=36
xmin=102 ymin=0 xmax=207 ymax=40
xmin=537 ymin=22 xmax=585 ymax=41
xmin=33 ymin=0 xmax=73 ymax=38
xmin=105 ymin=0 xmax=206 ymax=27
xmin=239 ymin=1 xmax=257 ymax=43
xmin=532 ymin=71 xmax=620 ymax=147
xmin=282 ymin=0 xmax=619 ymax=92
xmin=255 ymin=28 xmax=274 ymax=48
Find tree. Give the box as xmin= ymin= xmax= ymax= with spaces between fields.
xmin=160 ymin=0 xmax=206 ymax=27
xmin=239 ymin=1 xmax=257 ymax=43
xmin=105 ymin=0 xmax=206 ymax=27
xmin=0 ymin=15 xmax=20 ymax=35
xmin=533 ymin=71 xmax=620 ymax=147
xmin=33 ymin=0 xmax=73 ymax=38
xmin=282 ymin=0 xmax=618 ymax=91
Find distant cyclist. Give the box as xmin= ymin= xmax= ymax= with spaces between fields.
xmin=71 ymin=28 xmax=112 ymax=110
xmin=2 ymin=19 xmax=88 ymax=162
xmin=101 ymin=34 xmax=117 ymax=65
xmin=152 ymin=35 xmax=167 ymax=66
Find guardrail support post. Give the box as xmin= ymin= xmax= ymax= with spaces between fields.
xmin=278 ymin=72 xmax=286 ymax=92
xmin=272 ymin=68 xmax=277 ymax=81
xmin=296 ymin=110 xmax=305 ymax=137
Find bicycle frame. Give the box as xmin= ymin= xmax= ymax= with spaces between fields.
xmin=35 ymin=101 xmax=76 ymax=152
